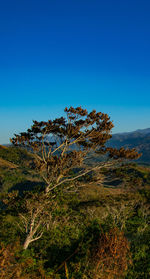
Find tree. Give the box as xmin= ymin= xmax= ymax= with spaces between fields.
xmin=2 ymin=191 xmax=59 ymax=250
xmin=11 ymin=106 xmax=140 ymax=194
xmin=10 ymin=106 xmax=140 ymax=249
xmin=91 ymin=227 xmax=131 ymax=279
xmin=17 ymin=192 xmax=57 ymax=250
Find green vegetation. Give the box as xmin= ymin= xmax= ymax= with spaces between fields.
xmin=0 ymin=148 xmax=150 ymax=278
xmin=0 ymin=145 xmax=33 ymax=166
xmin=0 ymin=107 xmax=149 ymax=278
xmin=0 ymin=145 xmax=42 ymax=193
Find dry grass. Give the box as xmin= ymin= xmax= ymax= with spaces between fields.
xmin=0 ymin=145 xmax=8 ymax=150
xmin=0 ymin=158 xmax=18 ymax=169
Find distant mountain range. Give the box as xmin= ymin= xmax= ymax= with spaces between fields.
xmin=108 ymin=128 xmax=150 ymax=164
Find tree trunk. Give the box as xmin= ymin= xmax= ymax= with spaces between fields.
xmin=23 ymin=235 xmax=32 ymax=250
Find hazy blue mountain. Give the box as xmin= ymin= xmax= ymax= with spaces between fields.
xmin=108 ymin=128 xmax=150 ymax=164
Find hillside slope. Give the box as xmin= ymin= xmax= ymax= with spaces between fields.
xmin=0 ymin=145 xmax=43 ymax=192
xmin=0 ymin=158 xmax=18 ymax=169
xmin=109 ymin=128 xmax=150 ymax=164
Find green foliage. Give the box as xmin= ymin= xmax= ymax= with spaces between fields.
xmin=0 ymin=168 xmax=27 ymax=192
xmin=0 ymin=146 xmax=33 ymax=166
xmin=0 ymin=145 xmax=42 ymax=193
xmin=0 ymin=143 xmax=150 ymax=278
xmin=126 ymin=231 xmax=150 ymax=279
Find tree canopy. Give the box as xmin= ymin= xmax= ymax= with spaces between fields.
xmin=11 ymin=106 xmax=140 ymax=193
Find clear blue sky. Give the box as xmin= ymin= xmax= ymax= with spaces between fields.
xmin=0 ymin=0 xmax=150 ymax=144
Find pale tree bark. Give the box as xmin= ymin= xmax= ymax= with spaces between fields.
xmin=23 ymin=230 xmax=43 ymax=250
xmin=45 ymin=160 xmax=116 ymax=193
xmin=17 ymin=193 xmax=55 ymax=250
